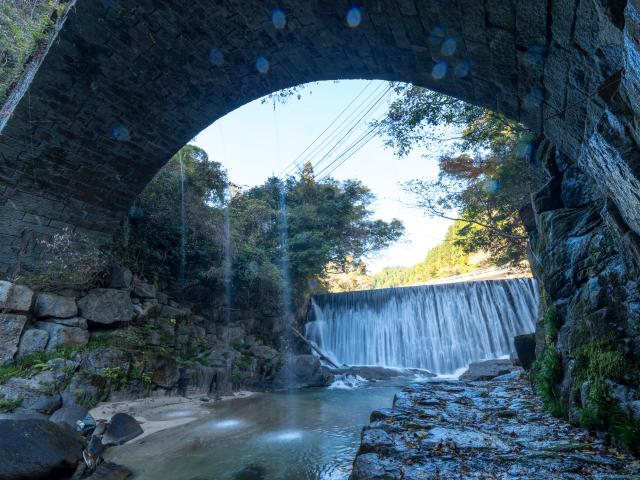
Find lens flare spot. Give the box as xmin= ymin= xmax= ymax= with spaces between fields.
xmin=346 ymin=6 xmax=362 ymax=28
xmin=110 ymin=122 xmax=130 ymax=141
xmin=256 ymin=56 xmax=270 ymax=74
xmin=483 ymin=179 xmax=500 ymax=193
xmin=432 ymin=61 xmax=448 ymax=80
xmin=272 ymin=8 xmax=286 ymax=29
xmin=441 ymin=38 xmax=458 ymax=56
xmin=209 ymin=48 xmax=224 ymax=66
xmin=454 ymin=59 xmax=470 ymax=77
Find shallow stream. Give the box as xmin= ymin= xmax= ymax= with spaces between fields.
xmin=108 ymin=378 xmax=412 ymax=480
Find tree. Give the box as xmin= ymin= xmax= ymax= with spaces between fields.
xmin=113 ymin=145 xmax=229 ymax=293
xmin=228 ymin=163 xmax=404 ymax=314
xmin=374 ymin=83 xmax=545 ymax=266
xmin=114 ymin=153 xmax=403 ymax=316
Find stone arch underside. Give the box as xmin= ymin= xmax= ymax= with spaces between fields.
xmin=0 ymin=0 xmax=638 ymax=274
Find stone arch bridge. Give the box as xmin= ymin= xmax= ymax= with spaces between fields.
xmin=2 ymin=0 xmax=640 ymax=436
xmin=0 ymin=0 xmax=638 ymax=274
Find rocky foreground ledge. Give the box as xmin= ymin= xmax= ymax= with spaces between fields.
xmin=351 ymin=372 xmax=639 ymax=479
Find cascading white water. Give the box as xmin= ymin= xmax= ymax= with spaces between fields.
xmin=306 ymin=278 xmax=539 ymax=374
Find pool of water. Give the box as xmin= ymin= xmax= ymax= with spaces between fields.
xmin=107 ymin=379 xmax=410 ymax=480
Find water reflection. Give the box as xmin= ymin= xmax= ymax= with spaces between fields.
xmin=108 ymin=381 xmax=408 ymax=479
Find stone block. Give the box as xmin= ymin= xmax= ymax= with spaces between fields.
xmin=0 ymin=281 xmax=34 ymax=313
xmin=78 ymin=289 xmax=134 ymax=325
xmin=17 ymin=329 xmax=49 ymax=358
xmin=34 ymin=293 xmax=78 ymax=319
xmin=0 ymin=314 xmax=27 ymax=365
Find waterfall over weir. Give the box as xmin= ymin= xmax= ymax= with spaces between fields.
xmin=306 ymin=278 xmax=539 ymax=375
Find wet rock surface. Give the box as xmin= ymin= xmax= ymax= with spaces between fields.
xmin=458 ymin=359 xmax=516 ymax=381
xmin=351 ymin=375 xmax=639 ymax=479
xmin=0 ymin=418 xmax=82 ymax=480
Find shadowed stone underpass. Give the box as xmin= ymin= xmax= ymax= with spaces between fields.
xmin=0 ymin=1 xmax=638 ymax=275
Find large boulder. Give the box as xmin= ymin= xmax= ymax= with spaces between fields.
xmin=78 ymin=289 xmax=134 ymax=325
xmin=35 ymin=321 xmax=89 ymax=352
xmin=459 ymin=359 xmax=516 ymax=381
xmin=34 ymin=293 xmax=78 ymax=319
xmin=0 ymin=419 xmax=82 ymax=480
xmin=17 ymin=328 xmax=49 ymax=358
xmin=107 ymin=264 xmax=133 ymax=289
xmin=102 ymin=413 xmax=143 ymax=445
xmin=274 ymin=354 xmax=332 ymax=389
xmin=0 ymin=281 xmax=34 ymax=312
xmin=49 ymin=404 xmax=88 ymax=429
xmin=514 ymin=333 xmax=536 ymax=370
xmin=0 ymin=314 xmax=27 ymax=366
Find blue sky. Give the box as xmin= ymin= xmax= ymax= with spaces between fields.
xmin=193 ymin=80 xmax=453 ymax=273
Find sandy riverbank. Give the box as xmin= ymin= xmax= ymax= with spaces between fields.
xmin=89 ymin=391 xmax=254 ymax=442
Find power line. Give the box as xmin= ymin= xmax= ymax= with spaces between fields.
xmin=282 ymin=82 xmax=389 ymax=177
xmin=309 ymin=86 xmax=391 ymax=174
xmin=316 ymin=124 xmax=381 ymax=180
xmin=276 ymin=80 xmax=375 ymax=177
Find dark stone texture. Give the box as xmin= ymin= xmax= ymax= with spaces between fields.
xmin=0 ymin=0 xmax=633 ymax=280
xmin=107 ymin=265 xmax=133 ymax=289
xmin=0 ymin=419 xmax=82 ymax=480
xmin=49 ymin=404 xmax=88 ymax=429
xmin=102 ymin=413 xmax=143 ymax=446
xmin=85 ymin=461 xmax=131 ymax=480
xmin=17 ymin=328 xmax=49 ymax=357
xmin=274 ymin=354 xmax=333 ymax=389
xmin=0 ymin=281 xmax=33 ymax=312
xmin=77 ymin=289 xmax=134 ymax=325
xmin=459 ymin=359 xmax=516 ymax=381
xmin=514 ymin=333 xmax=536 ymax=370
xmin=34 ymin=292 xmax=77 ymax=319
xmin=529 ymin=137 xmax=640 ymax=427
xmin=0 ymin=313 xmax=27 ymax=366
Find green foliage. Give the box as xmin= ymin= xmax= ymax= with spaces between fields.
xmin=0 ymin=394 xmax=24 ymax=413
xmin=0 ymin=1 xmax=67 ymax=103
xmin=533 ymin=346 xmax=565 ymax=418
xmin=113 ymin=145 xmax=228 ymax=289
xmin=0 ymin=347 xmax=76 ymax=384
xmin=100 ymin=366 xmax=124 ymax=382
xmin=370 ymin=220 xmax=483 ymax=288
xmin=573 ymin=340 xmax=626 ymax=431
xmin=114 ymin=147 xmax=403 ymax=315
xmin=375 ymin=84 xmax=545 ymax=267
xmin=531 ymin=307 xmax=565 ymax=418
